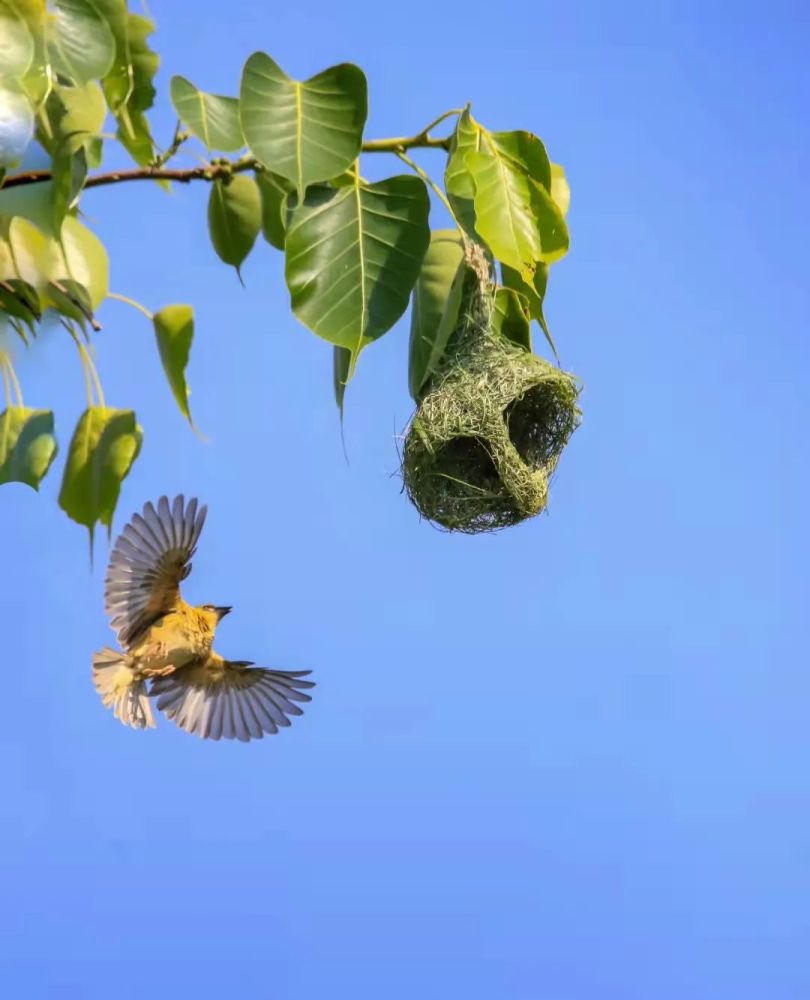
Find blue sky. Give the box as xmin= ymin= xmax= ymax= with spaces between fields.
xmin=2 ymin=1 xmax=809 ymax=997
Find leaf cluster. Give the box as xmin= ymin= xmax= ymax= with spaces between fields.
xmin=0 ymin=1 xmax=573 ymax=540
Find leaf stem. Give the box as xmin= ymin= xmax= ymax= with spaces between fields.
xmin=108 ymin=291 xmax=154 ymax=320
xmin=0 ymin=355 xmax=13 ymax=408
xmin=64 ymin=321 xmax=106 ymax=408
xmin=5 ymin=356 xmax=23 ymax=407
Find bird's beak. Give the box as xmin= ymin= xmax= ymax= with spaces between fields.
xmin=214 ymin=606 xmax=232 ymax=621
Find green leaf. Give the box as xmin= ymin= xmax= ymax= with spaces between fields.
xmin=466 ymin=140 xmax=569 ymax=279
xmin=58 ymin=80 xmax=107 ymax=151
xmin=170 ymin=75 xmax=243 ymax=152
xmin=153 ymin=304 xmax=194 ymax=424
xmin=51 ymin=144 xmax=87 ymax=230
xmin=57 ymin=215 xmax=108 ymax=308
xmin=0 ymin=83 xmax=34 ymax=168
xmin=207 ymin=175 xmax=261 ymax=280
xmin=58 ymin=406 xmax=142 ymax=544
xmin=408 ymin=229 xmax=465 ymax=400
xmin=491 ymin=286 xmax=531 ymax=351
xmin=0 ymin=3 xmax=35 ymax=80
xmin=256 ymin=170 xmax=290 ymax=250
xmin=550 ymin=162 xmax=570 ymax=217
xmin=0 ymin=407 xmax=57 ymax=489
xmin=0 ymin=277 xmax=40 ymax=328
xmin=333 ymin=345 xmax=351 ymax=413
xmin=240 ymin=52 xmax=367 ymax=198
xmin=501 ymin=262 xmax=557 ymax=359
xmin=285 ymin=174 xmax=430 ymax=361
xmin=445 ymin=106 xmax=485 ymax=239
xmin=96 ymin=8 xmax=158 ymax=166
xmin=49 ymin=0 xmax=115 ymax=85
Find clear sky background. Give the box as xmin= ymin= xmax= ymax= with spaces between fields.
xmin=2 ymin=1 xmax=809 ymax=997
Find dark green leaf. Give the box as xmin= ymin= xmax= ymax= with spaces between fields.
xmin=153 ymin=303 xmax=194 ymax=424
xmin=207 ymin=175 xmax=261 ymax=279
xmin=333 ymin=345 xmax=351 ymax=413
xmin=491 ymin=286 xmax=531 ymax=351
xmin=408 ymin=229 xmax=465 ymax=400
xmin=240 ymin=52 xmax=367 ymax=198
xmin=170 ymin=75 xmax=243 ymax=152
xmin=58 ymin=406 xmax=142 ymax=544
xmin=285 ymin=174 xmax=430 ymax=362
xmin=51 ymin=144 xmax=87 ymax=230
xmin=501 ymin=262 xmax=557 ymax=359
xmin=256 ymin=170 xmax=289 ymax=250
xmin=0 ymin=277 xmax=41 ymax=328
xmin=50 ymin=0 xmax=116 ymax=85
xmin=0 ymin=407 xmax=57 ymax=489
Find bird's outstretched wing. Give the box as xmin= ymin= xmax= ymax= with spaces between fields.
xmin=150 ymin=658 xmax=315 ymax=741
xmin=105 ymin=495 xmax=207 ymax=648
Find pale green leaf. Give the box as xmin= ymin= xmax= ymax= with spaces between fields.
xmin=550 ymin=162 xmax=570 ymax=216
xmin=57 ymin=215 xmax=108 ymax=308
xmin=0 ymin=407 xmax=57 ymax=489
xmin=207 ymin=175 xmax=261 ymax=279
xmin=169 ymin=75 xmax=243 ymax=152
xmin=58 ymin=80 xmax=107 ymax=151
xmin=58 ymin=406 xmax=142 ymax=544
xmin=153 ymin=303 xmax=194 ymax=424
xmin=256 ymin=170 xmax=290 ymax=250
xmin=0 ymin=6 xmax=35 ymax=80
xmin=50 ymin=0 xmax=115 ymax=85
xmin=466 ymin=144 xmax=568 ymax=278
xmin=0 ymin=83 xmax=34 ymax=167
xmin=285 ymin=174 xmax=430 ymax=361
xmin=240 ymin=52 xmax=367 ymax=198
xmin=408 ymin=228 xmax=465 ymax=400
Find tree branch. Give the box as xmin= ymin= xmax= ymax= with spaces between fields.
xmin=1 ymin=133 xmax=453 ymax=191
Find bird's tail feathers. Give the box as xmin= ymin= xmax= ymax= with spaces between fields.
xmin=92 ymin=647 xmax=156 ymax=731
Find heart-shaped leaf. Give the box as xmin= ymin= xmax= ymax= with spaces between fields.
xmin=285 ymin=174 xmax=430 ymax=362
xmin=49 ymin=0 xmax=116 ymax=85
xmin=207 ymin=175 xmax=261 ymax=280
xmin=0 ymin=407 xmax=57 ymax=489
xmin=170 ymin=75 xmax=243 ymax=152
xmin=240 ymin=52 xmax=367 ymax=198
xmin=408 ymin=229 xmax=465 ymax=400
xmin=153 ymin=303 xmax=194 ymax=424
xmin=466 ymin=139 xmax=568 ymax=279
xmin=57 ymin=80 xmax=107 ymax=154
xmin=58 ymin=406 xmax=142 ymax=546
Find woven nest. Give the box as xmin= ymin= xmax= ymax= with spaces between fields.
xmin=402 ymin=253 xmax=581 ymax=534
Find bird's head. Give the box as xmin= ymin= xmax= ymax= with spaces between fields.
xmin=199 ymin=604 xmax=232 ymax=629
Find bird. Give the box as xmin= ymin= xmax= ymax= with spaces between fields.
xmin=91 ymin=494 xmax=315 ymax=741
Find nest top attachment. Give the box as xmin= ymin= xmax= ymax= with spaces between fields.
xmin=402 ymin=246 xmax=581 ymax=533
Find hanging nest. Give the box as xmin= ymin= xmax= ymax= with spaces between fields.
xmin=402 ymin=245 xmax=582 ymax=534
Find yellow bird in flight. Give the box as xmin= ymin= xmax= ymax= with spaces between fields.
xmin=92 ymin=495 xmax=315 ymax=741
